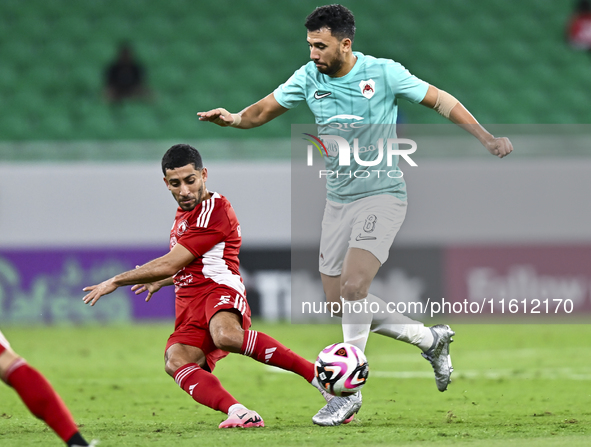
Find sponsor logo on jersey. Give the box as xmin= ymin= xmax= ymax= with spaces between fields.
xmin=359 ymin=79 xmax=376 ymax=99
xmin=174 ymin=272 xmax=194 ymax=287
xmin=326 ymin=114 xmax=364 ymax=123
xmin=324 ymin=114 xmax=366 ymax=133
xmin=314 ymin=91 xmax=332 ymax=100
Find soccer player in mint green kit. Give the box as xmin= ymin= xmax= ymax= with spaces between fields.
xmin=198 ymin=4 xmax=513 ymax=426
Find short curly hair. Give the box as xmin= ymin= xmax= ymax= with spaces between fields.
xmin=161 ymin=144 xmax=203 ymax=175
xmin=305 ymin=4 xmax=355 ymax=42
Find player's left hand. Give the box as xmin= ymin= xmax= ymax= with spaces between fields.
xmin=82 ymin=279 xmax=118 ymax=306
xmin=131 ymin=281 xmax=163 ymax=302
xmin=484 ymin=137 xmax=513 ymax=158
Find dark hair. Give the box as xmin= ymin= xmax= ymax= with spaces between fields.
xmin=161 ymin=144 xmax=203 ymax=175
xmin=305 ymin=4 xmax=356 ymax=42
xmin=577 ymin=0 xmax=591 ymax=13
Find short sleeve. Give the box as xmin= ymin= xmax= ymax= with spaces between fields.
xmin=178 ymin=226 xmax=225 ymax=258
xmin=273 ymin=65 xmax=308 ymax=109
xmin=177 ymin=205 xmax=231 ymax=257
xmin=385 ymin=61 xmax=429 ymax=104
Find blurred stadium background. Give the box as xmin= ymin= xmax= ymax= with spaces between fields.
xmin=1 ymin=0 xmax=591 ymax=445
xmin=1 ymin=0 xmax=590 ymax=324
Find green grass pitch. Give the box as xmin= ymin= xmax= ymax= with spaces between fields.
xmin=1 ymin=322 xmax=590 ymax=446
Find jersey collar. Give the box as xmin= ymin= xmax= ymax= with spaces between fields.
xmin=324 ymin=52 xmax=364 ymax=82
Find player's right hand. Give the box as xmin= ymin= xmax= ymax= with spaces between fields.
xmin=197 ymin=108 xmax=235 ymax=127
xmin=82 ymin=278 xmax=118 ymax=307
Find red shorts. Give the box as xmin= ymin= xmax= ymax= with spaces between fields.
xmin=165 ymin=286 xmax=251 ymax=372
xmin=0 ymin=330 xmax=10 ymax=356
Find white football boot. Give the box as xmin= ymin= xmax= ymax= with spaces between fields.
xmin=421 ymin=324 xmax=455 ymax=392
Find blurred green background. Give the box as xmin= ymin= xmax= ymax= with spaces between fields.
xmin=0 ymin=0 xmax=589 ymax=157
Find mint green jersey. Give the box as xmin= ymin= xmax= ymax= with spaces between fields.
xmin=274 ymin=52 xmax=428 ymax=203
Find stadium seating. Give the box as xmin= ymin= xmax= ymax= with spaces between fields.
xmin=0 ymin=0 xmax=589 ymax=159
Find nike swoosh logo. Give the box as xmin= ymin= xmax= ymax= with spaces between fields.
xmin=314 ymin=91 xmax=332 ymax=100
xmin=355 ymin=234 xmax=377 ymax=241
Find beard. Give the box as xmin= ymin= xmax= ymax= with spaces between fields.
xmin=178 ymin=200 xmax=195 ymax=211
xmin=177 ymin=184 xmax=205 ymax=211
xmin=316 ymin=52 xmax=344 ymax=76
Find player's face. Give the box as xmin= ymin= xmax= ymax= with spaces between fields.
xmin=307 ymin=27 xmax=349 ymax=76
xmin=164 ymin=164 xmax=209 ymax=211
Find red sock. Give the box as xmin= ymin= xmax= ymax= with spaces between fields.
xmin=241 ymin=330 xmax=315 ymax=382
xmin=5 ymin=360 xmax=79 ymax=442
xmin=174 ymin=363 xmax=238 ymax=414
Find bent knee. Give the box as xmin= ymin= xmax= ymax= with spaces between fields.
xmin=341 ymin=277 xmax=370 ymax=301
xmin=211 ymin=327 xmax=244 ymax=352
xmin=164 ymin=354 xmax=206 ymax=377
xmin=164 ymin=357 xmax=186 ymax=377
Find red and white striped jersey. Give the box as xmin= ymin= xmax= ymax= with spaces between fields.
xmin=170 ymin=192 xmax=245 ymax=298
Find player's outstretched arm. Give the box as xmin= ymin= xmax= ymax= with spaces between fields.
xmin=420 ymin=85 xmax=513 ymax=158
xmin=82 ymin=244 xmax=194 ymax=306
xmin=197 ymin=93 xmax=288 ymax=129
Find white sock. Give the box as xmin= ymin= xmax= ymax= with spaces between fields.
xmin=366 ymin=294 xmax=434 ymax=351
xmin=227 ymin=403 xmax=248 ymax=415
xmin=342 ymin=296 xmax=373 ymax=352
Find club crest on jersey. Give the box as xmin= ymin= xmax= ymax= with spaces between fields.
xmin=177 ymin=220 xmax=188 ymax=237
xmin=359 ymin=79 xmax=376 ymax=99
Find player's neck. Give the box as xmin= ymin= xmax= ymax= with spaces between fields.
xmin=331 ymin=54 xmax=357 ymax=78
xmin=201 ymin=190 xmax=212 ymax=204
xmin=191 ymin=190 xmax=212 ymax=210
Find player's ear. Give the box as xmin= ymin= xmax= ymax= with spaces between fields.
xmin=201 ymin=167 xmax=208 ymax=182
xmin=341 ymin=37 xmax=352 ymax=53
xmin=163 ymin=177 xmax=171 ymax=189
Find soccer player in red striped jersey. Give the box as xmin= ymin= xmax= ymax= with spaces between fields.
xmin=0 ymin=330 xmax=93 ymax=446
xmin=82 ymin=144 xmax=332 ymax=428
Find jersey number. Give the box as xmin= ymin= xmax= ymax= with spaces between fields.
xmin=363 ymin=214 xmax=377 ymax=233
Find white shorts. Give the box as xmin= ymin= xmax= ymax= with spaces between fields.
xmin=319 ymin=194 xmax=407 ymax=276
xmin=0 ymin=330 xmax=11 ymax=355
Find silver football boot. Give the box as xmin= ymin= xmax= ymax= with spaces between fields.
xmin=312 ymin=391 xmax=362 ymax=426
xmin=421 ymin=324 xmax=455 ymax=392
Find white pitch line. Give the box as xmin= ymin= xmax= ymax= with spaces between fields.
xmin=266 ymin=366 xmax=591 ymax=380
xmin=371 ymin=369 xmax=591 ymax=380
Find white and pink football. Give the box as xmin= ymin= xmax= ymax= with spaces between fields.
xmin=314 ymin=342 xmax=369 ymax=397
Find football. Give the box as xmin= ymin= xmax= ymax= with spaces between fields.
xmin=314 ymin=342 xmax=369 ymax=397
